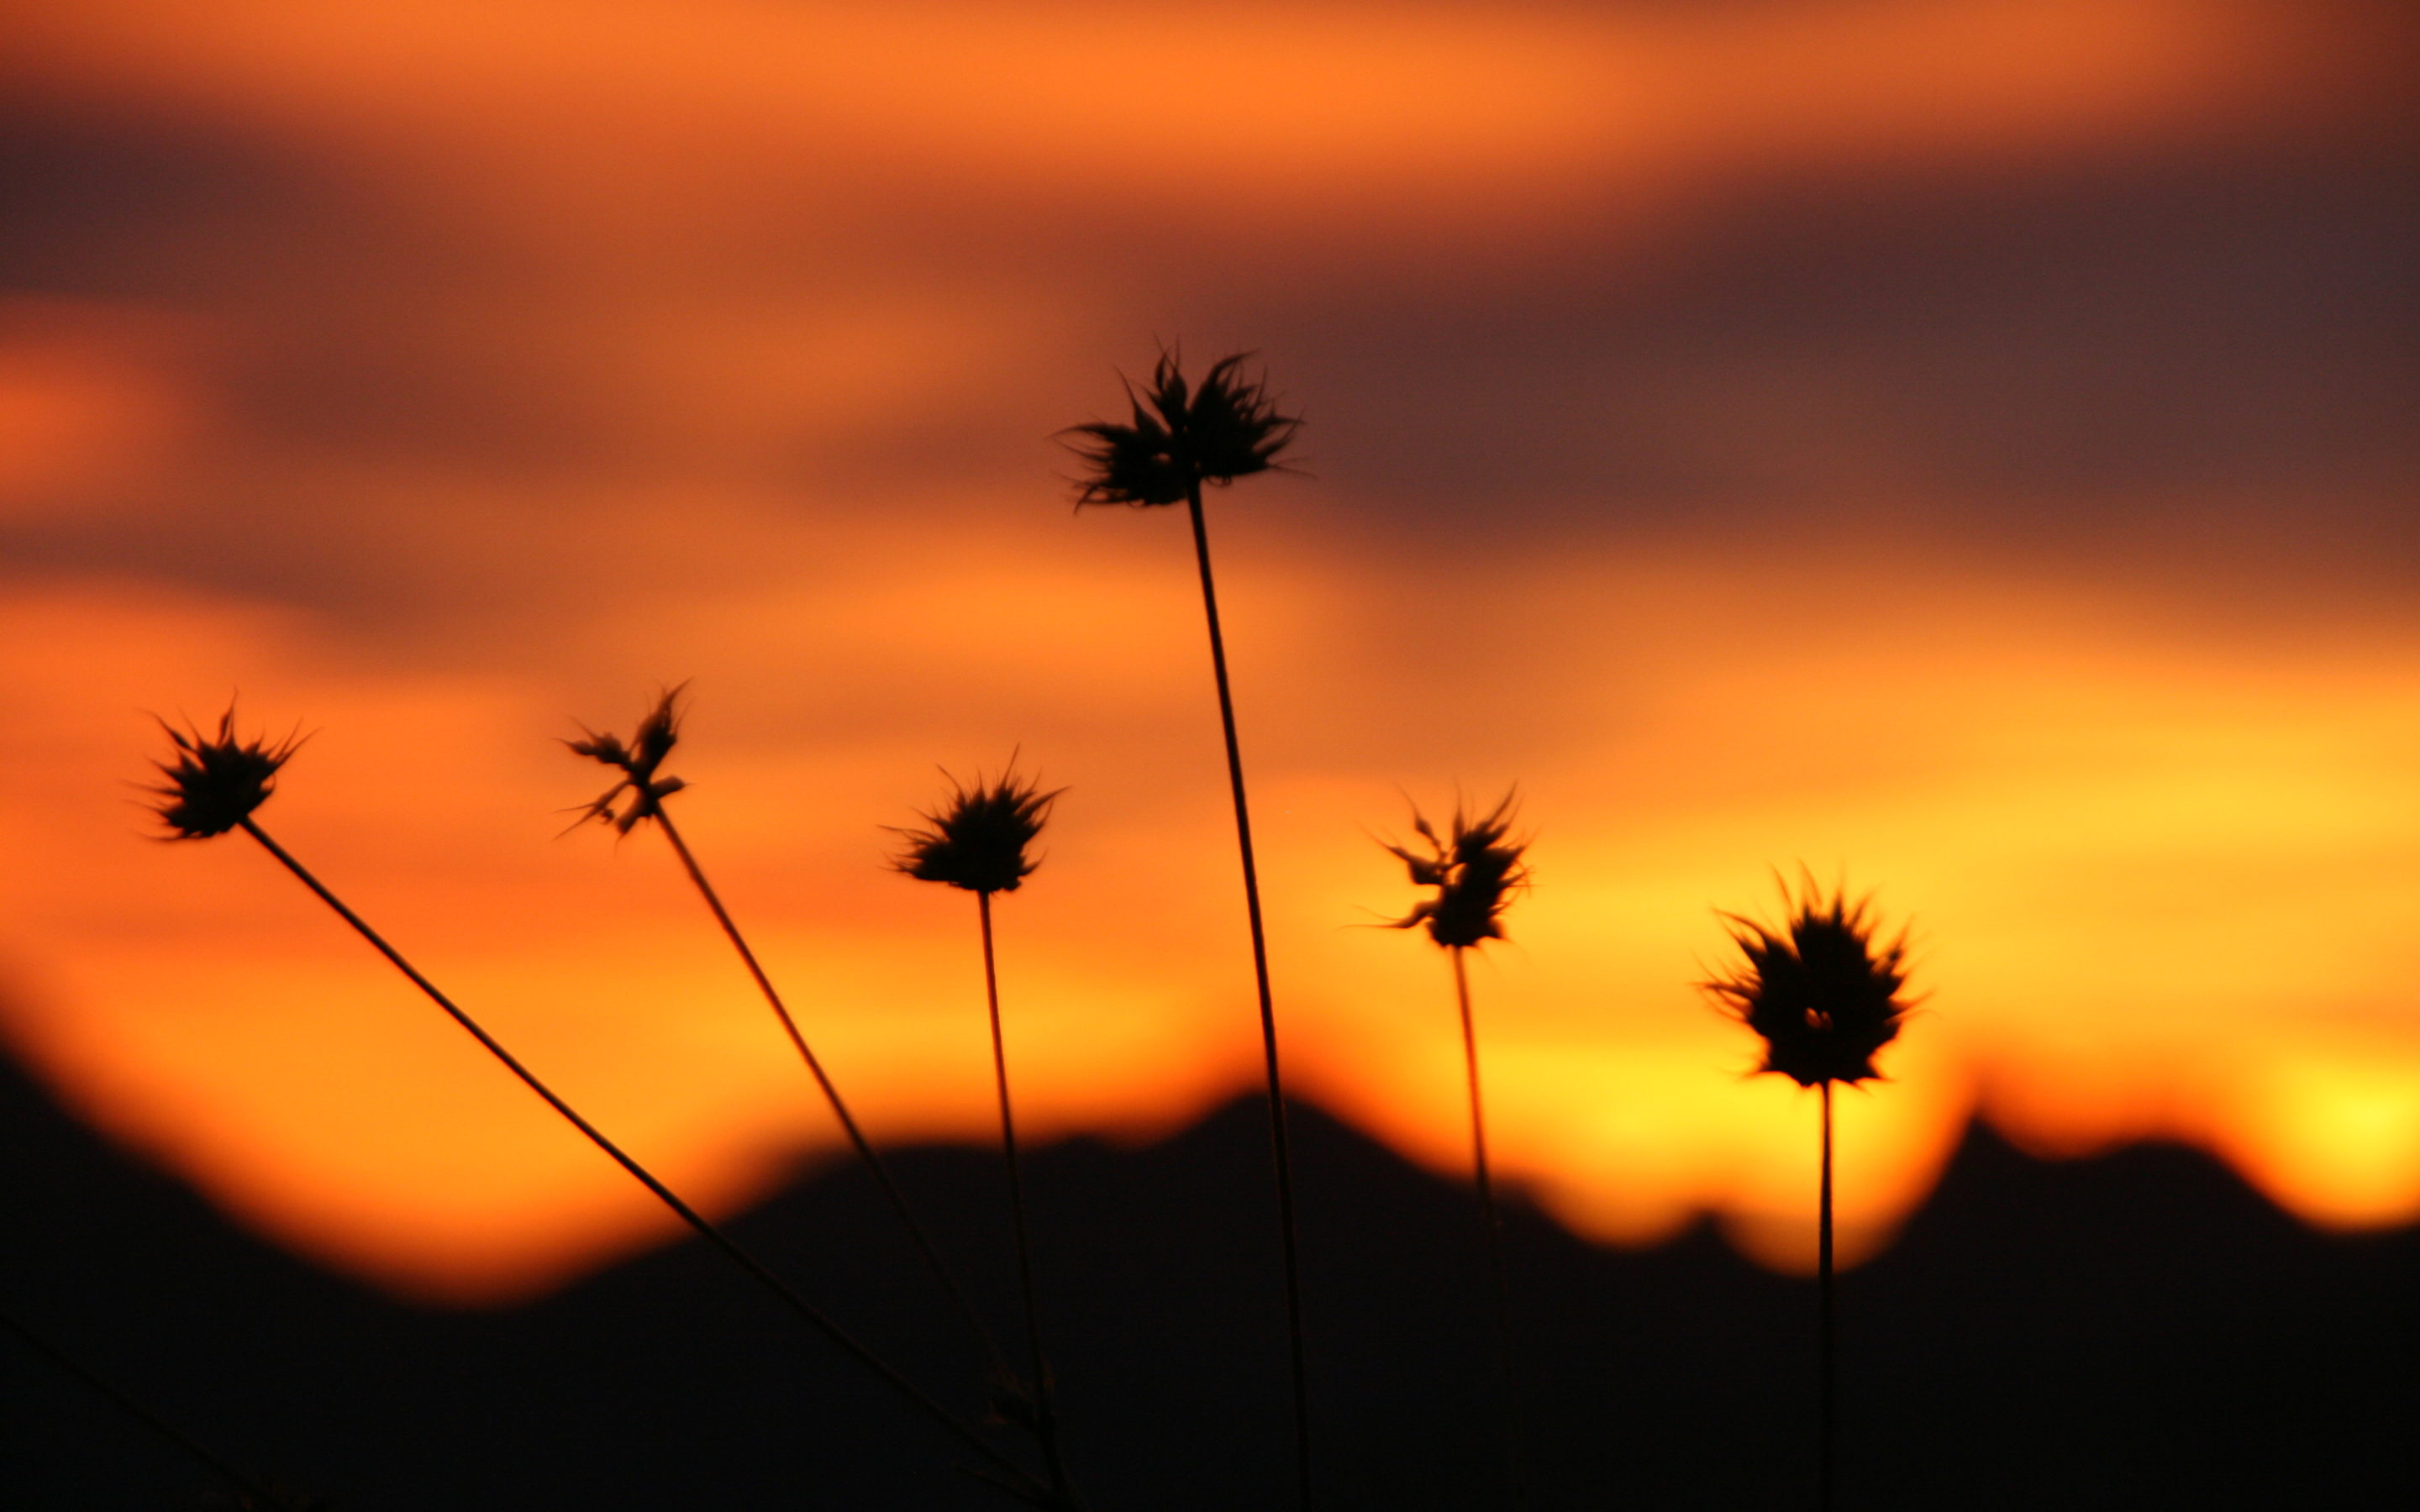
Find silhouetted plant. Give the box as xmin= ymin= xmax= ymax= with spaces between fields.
xmin=565 ymin=687 xmax=1023 ymax=1382
xmin=1381 ymin=791 xmax=1532 ymax=1504
xmin=1065 ymin=349 xmax=1317 ymax=1505
xmin=1383 ymin=793 xmax=1528 ymax=953
xmin=1065 ymin=353 xmax=1298 ymax=508
xmin=893 ymin=764 xmax=1056 ymax=895
xmin=1704 ymin=874 xmax=1915 ymax=1512
xmin=148 ymin=710 xmax=300 ymax=840
xmin=149 ymin=705 xmax=1042 ymax=1500
xmin=892 ymin=760 xmax=1079 ymax=1507
xmin=0 ymin=1301 xmax=293 ymax=1508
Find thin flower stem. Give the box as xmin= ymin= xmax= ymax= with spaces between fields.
xmin=1818 ymin=1080 xmax=1836 ymax=1512
xmin=649 ymin=809 xmax=1014 ymax=1381
xmin=1451 ymin=948 xmax=1528 ymax=1509
xmin=0 ymin=1305 xmax=287 ymax=1507
xmin=978 ymin=891 xmax=1076 ymax=1507
xmin=1185 ymin=479 xmax=1314 ymax=1507
xmin=232 ymin=817 xmax=1040 ymax=1499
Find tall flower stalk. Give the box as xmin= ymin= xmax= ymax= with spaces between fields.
xmin=566 ymin=688 xmax=1020 ymax=1394
xmin=1065 ymin=349 xmax=1316 ymax=1505
xmin=149 ymin=707 xmax=1042 ymax=1500
xmin=892 ymin=761 xmax=1076 ymax=1507
xmin=0 ymin=1302 xmax=298 ymax=1508
xmin=1704 ymin=874 xmax=1914 ymax=1512
xmin=1381 ymin=793 xmax=1531 ymax=1504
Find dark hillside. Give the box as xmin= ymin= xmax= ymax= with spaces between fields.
xmin=1 ymin=1053 xmax=2412 ymax=1509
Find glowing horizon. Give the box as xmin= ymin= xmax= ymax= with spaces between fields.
xmin=3 ymin=0 xmax=2415 ymax=1304
xmin=9 ymin=530 xmax=2420 ymax=1301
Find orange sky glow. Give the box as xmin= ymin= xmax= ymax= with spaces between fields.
xmin=3 ymin=0 xmax=2416 ymax=1302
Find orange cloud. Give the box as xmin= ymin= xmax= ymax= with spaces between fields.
xmin=3 ymin=0 xmax=2411 ymax=1306
xmin=13 ymin=0 xmax=2399 ymax=228
xmin=8 ymin=531 xmax=2420 ymax=1300
xmin=0 ymin=297 xmax=207 ymax=515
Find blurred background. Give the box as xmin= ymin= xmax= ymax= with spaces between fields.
xmin=3 ymin=0 xmax=2417 ymax=1312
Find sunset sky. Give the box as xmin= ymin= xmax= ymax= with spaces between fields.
xmin=3 ymin=0 xmax=2417 ymax=1304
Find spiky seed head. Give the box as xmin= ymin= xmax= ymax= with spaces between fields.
xmin=565 ymin=685 xmax=690 ymax=834
xmin=890 ymin=763 xmax=1061 ymax=895
xmin=147 ymin=706 xmax=301 ymax=839
xmin=1382 ymin=791 xmax=1529 ymax=949
xmin=1703 ymin=874 xmax=1912 ymax=1087
xmin=1065 ymin=349 xmax=1299 ymax=508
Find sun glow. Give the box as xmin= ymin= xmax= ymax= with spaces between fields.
xmin=3 ymin=0 xmax=2413 ymax=1301
xmin=7 ymin=540 xmax=2420 ymax=1300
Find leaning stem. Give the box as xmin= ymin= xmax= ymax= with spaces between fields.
xmin=0 ymin=1306 xmax=286 ymax=1507
xmin=1185 ymin=478 xmax=1314 ymax=1507
xmin=978 ymin=891 xmax=1074 ymax=1506
xmin=649 ymin=808 xmax=1013 ymax=1382
xmin=1818 ymin=1081 xmax=1836 ymax=1512
xmin=1451 ymin=948 xmax=1528 ymax=1508
xmin=233 ymin=817 xmax=1040 ymax=1499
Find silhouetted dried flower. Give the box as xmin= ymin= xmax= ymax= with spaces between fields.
xmin=896 ymin=757 xmax=1078 ymax=1503
xmin=1706 ymin=876 xmax=1912 ymax=1086
xmin=566 ymin=685 xmax=688 ymax=833
xmin=1380 ymin=787 xmax=1536 ymax=1498
xmin=1065 ymin=350 xmax=1299 ymax=507
xmin=1383 ymin=793 xmax=1529 ymax=949
xmin=892 ymin=764 xmax=1062 ymax=895
xmin=147 ymin=707 xmax=301 ymax=839
xmin=1065 ymin=343 xmax=1315 ymax=1500
xmin=568 ymin=692 xmax=1046 ymax=1441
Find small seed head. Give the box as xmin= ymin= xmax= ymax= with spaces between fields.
xmin=1065 ymin=349 xmax=1299 ymax=508
xmin=891 ymin=763 xmax=1061 ymax=895
xmin=1704 ymin=874 xmax=1913 ymax=1087
xmin=566 ymin=685 xmax=689 ymax=834
xmin=147 ymin=707 xmax=300 ymax=839
xmin=1382 ymin=791 xmax=1529 ymax=949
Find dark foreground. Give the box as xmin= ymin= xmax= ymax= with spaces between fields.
xmin=1 ymin=1051 xmax=2412 ymax=1509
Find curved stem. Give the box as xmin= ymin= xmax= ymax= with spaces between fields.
xmin=0 ymin=1307 xmax=287 ymax=1507
xmin=1186 ymin=480 xmax=1314 ymax=1507
xmin=650 ymin=810 xmax=1013 ymax=1381
xmin=1452 ymin=948 xmax=1527 ymax=1508
xmin=234 ymin=818 xmax=1039 ymax=1499
xmin=979 ymin=892 xmax=1076 ymax=1505
xmin=1818 ymin=1081 xmax=1836 ymax=1512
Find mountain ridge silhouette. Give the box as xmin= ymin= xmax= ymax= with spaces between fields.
xmin=2 ymin=1050 xmax=2412 ymax=1509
